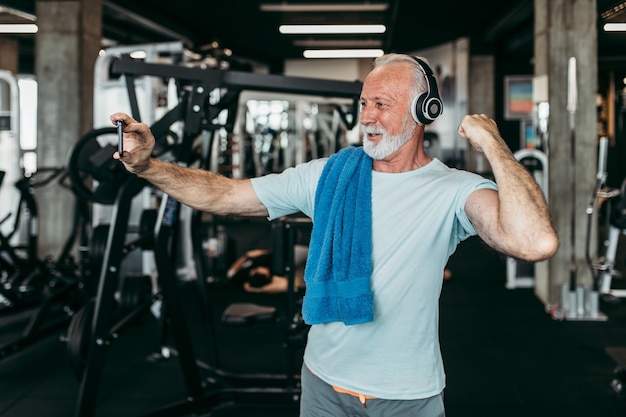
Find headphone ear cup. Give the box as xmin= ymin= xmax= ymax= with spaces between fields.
xmin=411 ymin=92 xmax=442 ymax=124
xmin=422 ymin=95 xmax=443 ymax=123
xmin=410 ymin=94 xmax=423 ymax=124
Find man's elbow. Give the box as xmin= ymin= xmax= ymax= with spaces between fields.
xmin=526 ymin=233 xmax=559 ymax=262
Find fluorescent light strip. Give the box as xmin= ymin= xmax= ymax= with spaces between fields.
xmin=280 ymin=24 xmax=386 ymax=34
xmin=303 ymin=49 xmax=384 ymax=58
xmin=0 ymin=24 xmax=38 ymax=34
xmin=603 ymin=23 xmax=626 ymax=31
xmin=261 ymin=3 xmax=389 ymax=12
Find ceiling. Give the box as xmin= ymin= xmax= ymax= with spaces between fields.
xmin=1 ymin=0 xmax=626 ymax=74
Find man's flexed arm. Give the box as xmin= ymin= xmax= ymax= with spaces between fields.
xmin=110 ymin=113 xmax=268 ymax=217
xmin=458 ymin=114 xmax=558 ymax=262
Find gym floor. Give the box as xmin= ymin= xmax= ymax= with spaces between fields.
xmin=1 ymin=235 xmax=626 ymax=417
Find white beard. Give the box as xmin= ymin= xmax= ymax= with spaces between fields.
xmin=361 ymin=122 xmax=416 ymax=160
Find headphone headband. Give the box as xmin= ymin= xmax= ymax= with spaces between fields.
xmin=409 ymin=56 xmax=443 ymax=124
xmin=412 ymin=56 xmax=434 ymax=77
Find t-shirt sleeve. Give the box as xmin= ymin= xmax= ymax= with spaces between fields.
xmin=453 ymin=177 xmax=498 ymax=239
xmin=250 ymin=158 xmax=327 ymax=221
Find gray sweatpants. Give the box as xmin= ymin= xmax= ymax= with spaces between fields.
xmin=300 ymin=364 xmax=446 ymax=417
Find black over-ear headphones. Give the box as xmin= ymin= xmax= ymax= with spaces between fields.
xmin=410 ymin=56 xmax=443 ymax=125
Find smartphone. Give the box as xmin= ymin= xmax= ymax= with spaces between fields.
xmin=117 ymin=120 xmax=123 ymax=156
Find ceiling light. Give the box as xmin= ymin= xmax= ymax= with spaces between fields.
xmin=0 ymin=24 xmax=38 ymax=34
xmin=603 ymin=22 xmax=626 ymax=31
xmin=303 ymin=49 xmax=384 ymax=58
xmin=260 ymin=3 xmax=389 ymax=12
xmin=280 ymin=24 xmax=386 ymax=34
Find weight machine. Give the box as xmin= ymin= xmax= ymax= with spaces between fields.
xmin=590 ymin=137 xmax=626 ymax=302
xmin=70 ymin=51 xmax=361 ymax=417
xmin=0 ymin=166 xmax=92 ymax=360
xmin=0 ymin=70 xmax=22 ymax=244
xmin=597 ymin=186 xmax=626 ymax=300
xmin=0 ymin=69 xmax=103 ymax=362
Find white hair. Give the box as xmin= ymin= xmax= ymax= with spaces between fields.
xmin=373 ymin=53 xmax=434 ymax=101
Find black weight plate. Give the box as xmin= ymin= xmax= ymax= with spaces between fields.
xmin=89 ymin=224 xmax=110 ymax=278
xmin=118 ymin=274 xmax=152 ymax=315
xmin=66 ymin=299 xmax=95 ymax=380
xmin=139 ymin=209 xmax=158 ymax=250
xmin=67 ymin=127 xmax=130 ymax=204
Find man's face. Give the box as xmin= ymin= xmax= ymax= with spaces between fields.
xmin=359 ymin=62 xmax=418 ymax=159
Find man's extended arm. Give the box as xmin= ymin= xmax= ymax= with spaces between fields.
xmin=111 ymin=112 xmax=268 ymax=217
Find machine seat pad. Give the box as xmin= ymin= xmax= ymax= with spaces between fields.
xmin=221 ymin=302 xmax=277 ymax=325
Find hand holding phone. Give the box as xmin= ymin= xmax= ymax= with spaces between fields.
xmin=117 ymin=120 xmax=123 ymax=156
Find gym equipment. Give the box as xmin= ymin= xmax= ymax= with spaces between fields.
xmin=67 ymin=126 xmax=131 ymax=205
xmin=86 ymin=208 xmax=157 ymax=280
xmin=71 ymin=50 xmax=361 ymax=417
xmin=595 ymin=178 xmax=626 ymax=300
xmin=65 ymin=298 xmax=94 ymax=379
xmin=410 ymin=56 xmax=443 ymax=125
xmin=66 ymin=273 xmax=154 ymax=379
xmin=92 ymin=42 xmax=186 ymax=284
xmin=554 ymin=136 xmax=611 ymax=321
xmin=63 ymin=183 xmax=159 ymax=380
xmin=0 ymin=172 xmax=46 ymax=310
xmin=0 ymin=70 xmax=22 ymax=239
xmin=150 ymin=216 xmax=310 ymax=417
xmin=0 ymin=167 xmax=92 ymax=359
xmin=567 ymin=57 xmax=579 ymax=318
xmin=585 ymin=136 xmax=611 ymax=306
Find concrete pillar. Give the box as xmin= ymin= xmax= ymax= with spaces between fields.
xmin=533 ymin=0 xmax=597 ymax=305
xmin=35 ymin=0 xmax=101 ymax=258
xmin=467 ymin=55 xmax=495 ymax=174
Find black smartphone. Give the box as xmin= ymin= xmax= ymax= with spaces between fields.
xmin=117 ymin=120 xmax=123 ymax=156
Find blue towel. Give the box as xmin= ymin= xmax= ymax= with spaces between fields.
xmin=302 ymin=146 xmax=374 ymax=325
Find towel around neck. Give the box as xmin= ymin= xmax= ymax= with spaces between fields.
xmin=302 ymin=146 xmax=374 ymax=325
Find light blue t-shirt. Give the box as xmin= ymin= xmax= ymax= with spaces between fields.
xmin=250 ymin=157 xmax=497 ymax=400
